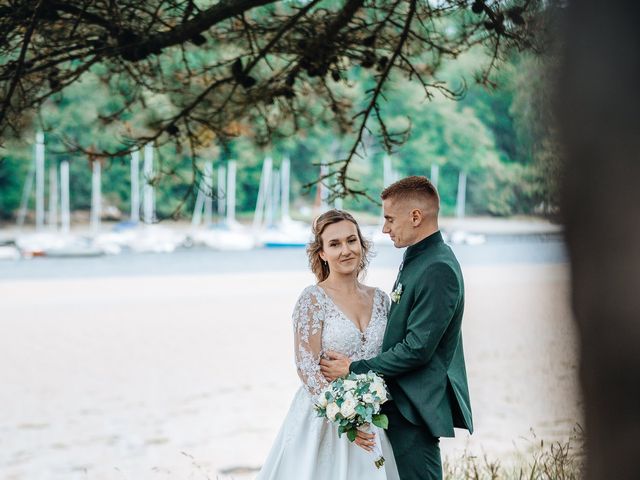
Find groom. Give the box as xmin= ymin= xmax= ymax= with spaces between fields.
xmin=320 ymin=176 xmax=473 ymax=479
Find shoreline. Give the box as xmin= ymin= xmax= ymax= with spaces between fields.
xmin=0 ymin=214 xmax=562 ymax=242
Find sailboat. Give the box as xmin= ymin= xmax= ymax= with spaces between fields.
xmin=121 ymin=144 xmax=187 ymax=253
xmin=446 ymin=170 xmax=485 ymax=246
xmin=364 ymin=155 xmax=396 ymax=247
xmin=0 ymin=243 xmax=20 ymax=261
xmin=254 ymin=156 xmax=309 ymax=248
xmin=93 ymin=150 xmax=141 ymax=253
xmin=15 ymin=133 xmax=105 ymax=257
xmin=45 ymin=158 xmax=107 ymax=257
xmin=189 ymin=159 xmax=255 ymax=250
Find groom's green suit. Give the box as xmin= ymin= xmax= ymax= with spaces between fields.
xmin=350 ymin=231 xmax=473 ymax=479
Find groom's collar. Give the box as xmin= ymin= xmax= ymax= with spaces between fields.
xmin=403 ymin=230 xmax=443 ymax=262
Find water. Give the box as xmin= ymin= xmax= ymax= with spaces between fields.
xmin=0 ymin=235 xmax=566 ymax=280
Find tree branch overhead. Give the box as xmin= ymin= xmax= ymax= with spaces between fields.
xmin=0 ymin=0 xmax=545 ymax=199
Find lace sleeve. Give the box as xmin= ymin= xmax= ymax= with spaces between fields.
xmin=292 ymin=287 xmax=328 ymax=398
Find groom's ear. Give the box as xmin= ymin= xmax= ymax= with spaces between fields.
xmin=411 ymin=208 xmax=423 ymax=226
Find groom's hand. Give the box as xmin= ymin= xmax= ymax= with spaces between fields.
xmin=319 ymin=351 xmax=351 ymax=381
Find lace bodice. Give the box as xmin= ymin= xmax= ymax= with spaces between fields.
xmin=292 ymin=285 xmax=390 ymax=399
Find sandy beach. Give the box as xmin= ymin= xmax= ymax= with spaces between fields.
xmin=0 ymin=259 xmax=580 ymax=479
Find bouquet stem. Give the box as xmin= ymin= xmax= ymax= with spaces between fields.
xmin=358 ymin=423 xmax=385 ymax=469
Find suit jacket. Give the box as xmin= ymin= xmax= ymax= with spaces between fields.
xmin=350 ymin=231 xmax=473 ymax=437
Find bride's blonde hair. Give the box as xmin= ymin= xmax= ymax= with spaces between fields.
xmin=307 ymin=209 xmax=372 ymax=282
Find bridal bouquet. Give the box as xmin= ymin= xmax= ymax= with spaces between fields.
xmin=314 ymin=371 xmax=389 ymax=469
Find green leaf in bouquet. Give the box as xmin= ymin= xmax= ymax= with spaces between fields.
xmin=347 ymin=428 xmax=358 ymax=442
xmin=372 ymin=413 xmax=389 ymax=430
xmin=355 ymin=404 xmax=367 ymax=417
xmin=338 ymin=425 xmax=346 ymax=437
xmin=356 ymin=383 xmax=370 ymax=396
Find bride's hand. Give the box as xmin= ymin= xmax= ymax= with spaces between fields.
xmin=319 ymin=351 xmax=351 ymax=381
xmin=354 ymin=429 xmax=376 ymax=452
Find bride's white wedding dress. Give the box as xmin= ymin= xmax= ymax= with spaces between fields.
xmin=256 ymin=285 xmax=399 ymax=480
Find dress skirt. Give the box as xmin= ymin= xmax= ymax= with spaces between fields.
xmin=256 ymin=387 xmax=400 ymax=480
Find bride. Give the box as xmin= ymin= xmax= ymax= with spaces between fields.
xmin=256 ymin=209 xmax=399 ymax=479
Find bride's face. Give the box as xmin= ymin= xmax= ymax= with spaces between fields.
xmin=319 ymin=220 xmax=362 ymax=276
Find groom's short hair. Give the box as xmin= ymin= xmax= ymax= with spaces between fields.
xmin=381 ymin=176 xmax=439 ymax=213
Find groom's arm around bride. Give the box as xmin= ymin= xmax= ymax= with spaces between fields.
xmin=320 ymin=176 xmax=473 ymax=480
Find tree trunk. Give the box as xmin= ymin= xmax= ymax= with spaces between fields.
xmin=559 ymin=2 xmax=640 ymax=479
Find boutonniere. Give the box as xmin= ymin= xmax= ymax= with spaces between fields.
xmin=390 ymin=283 xmax=403 ymax=303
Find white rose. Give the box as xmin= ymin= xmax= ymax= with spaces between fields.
xmin=326 ymin=402 xmax=340 ymax=421
xmin=343 ymin=380 xmax=357 ymax=391
xmin=362 ymin=393 xmax=375 ymax=404
xmin=372 ymin=383 xmax=387 ymax=402
xmin=340 ymin=396 xmax=357 ymax=419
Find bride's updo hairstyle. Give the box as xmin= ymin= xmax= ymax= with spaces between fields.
xmin=307 ymin=209 xmax=372 ymax=282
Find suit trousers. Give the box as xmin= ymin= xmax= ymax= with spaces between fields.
xmin=384 ymin=401 xmax=442 ymax=480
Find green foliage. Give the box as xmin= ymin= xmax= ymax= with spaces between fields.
xmin=372 ymin=413 xmax=389 ymax=429
xmin=0 ymin=153 xmax=30 ymax=219
xmin=0 ymin=47 xmax=558 ymax=220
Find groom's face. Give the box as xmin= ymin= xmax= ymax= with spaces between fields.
xmin=382 ymin=198 xmax=415 ymax=248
